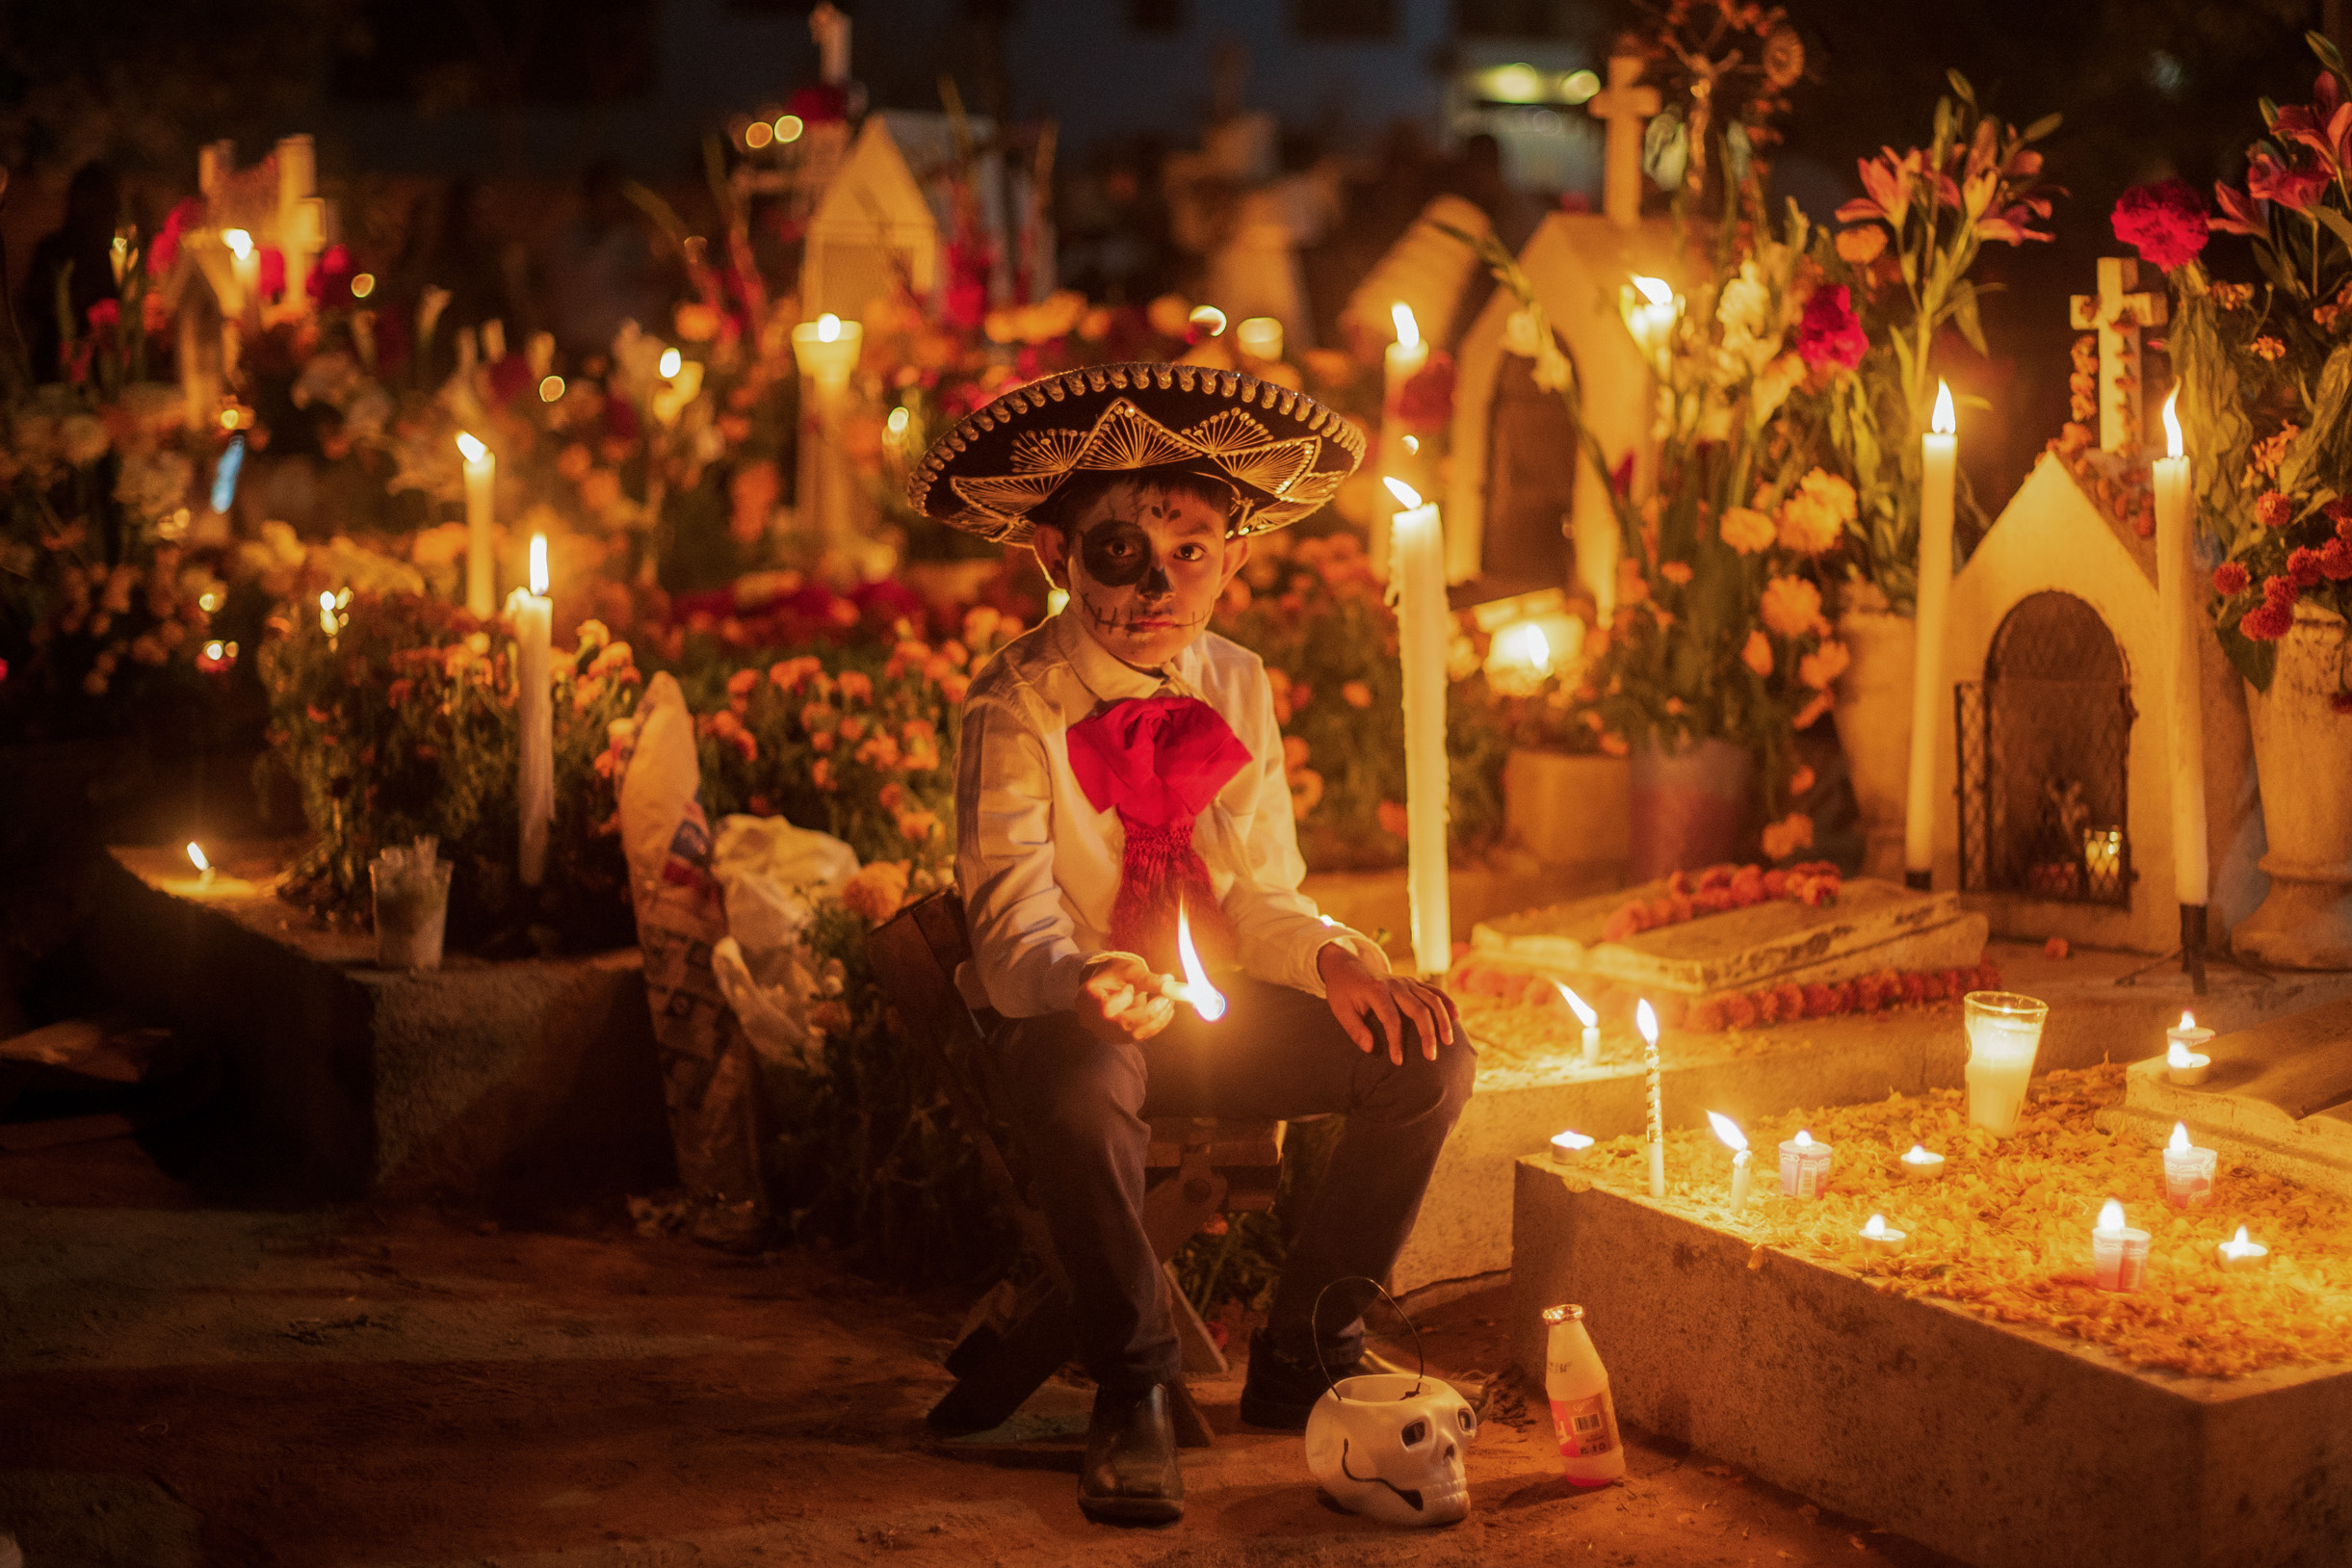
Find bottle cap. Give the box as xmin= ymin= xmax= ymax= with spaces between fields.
xmin=1541 ymin=1303 xmax=1585 ymax=1324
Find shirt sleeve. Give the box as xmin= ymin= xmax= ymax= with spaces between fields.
xmin=954 ymin=689 xmax=1096 ymax=1017
xmin=1213 ymin=667 xmax=1390 ymax=997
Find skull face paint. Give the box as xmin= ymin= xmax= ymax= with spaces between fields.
xmin=1041 ymin=479 xmax=1245 ymax=668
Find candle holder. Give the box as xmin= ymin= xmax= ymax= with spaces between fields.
xmin=1899 ymin=1145 xmax=1947 ymax=1182
xmin=1963 ymin=991 xmax=2048 ymax=1137
xmin=1858 ymin=1215 xmax=1907 ymax=1258
xmin=1777 ymin=1132 xmax=1833 ymax=1198
xmin=371 ymin=838 xmax=451 ymax=972
xmin=2161 ymin=1122 xmax=2217 ymax=1207
xmin=2092 ymin=1201 xmax=2151 ymax=1293
xmin=2164 ymin=1012 xmax=2215 ymax=1085
xmin=1549 ymin=1130 xmax=1595 ymax=1165
xmin=2215 ymin=1227 xmax=2269 ymax=1272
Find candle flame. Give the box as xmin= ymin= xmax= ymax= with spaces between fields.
xmin=1904 ymin=1144 xmax=1933 ymax=1162
xmin=817 ymin=313 xmax=842 ymax=344
xmin=2099 ymin=1198 xmax=2126 ymax=1231
xmin=658 ymin=347 xmax=682 ymax=379
xmin=1706 ymin=1111 xmax=1747 ymax=1152
xmin=1631 ymin=274 xmax=1673 ymax=306
xmin=1862 ymin=1214 xmax=1889 ymax=1239
xmin=1555 ymin=983 xmax=1598 ymax=1027
xmin=1189 ymin=304 xmax=1228 ymax=336
xmin=1793 ymin=1129 xmax=1813 ymax=1147
xmin=2179 ymin=1010 xmax=2195 ymax=1031
xmin=2230 ymin=1225 xmax=2252 ymax=1248
xmin=1383 ymin=477 xmax=1423 ymax=510
xmin=222 ymin=228 xmax=253 ymax=260
xmin=456 ymin=431 xmax=487 ymax=463
xmin=1553 ymin=1129 xmax=1594 ymax=1151
xmin=1932 ymin=380 xmax=1956 ymax=435
xmin=2163 ymin=388 xmax=2182 ymax=460
xmin=1635 ymin=998 xmax=1659 ymax=1046
xmin=187 ymin=842 xmax=211 ymax=874
xmin=1392 ymin=301 xmax=1420 ymax=351
xmin=1175 ymin=901 xmax=1225 ymax=1022
xmin=2169 ymin=1120 xmax=2191 ymax=1152
xmin=529 ymin=535 xmax=549 ymax=596
xmin=886 ymin=406 xmax=910 ymax=435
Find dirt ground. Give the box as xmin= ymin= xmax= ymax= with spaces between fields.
xmin=0 ymin=1135 xmax=1961 ymax=1568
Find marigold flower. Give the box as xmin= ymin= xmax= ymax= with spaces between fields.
xmin=894 ymin=808 xmax=938 ymax=843
xmin=2290 ymin=545 xmax=2327 ymax=588
xmin=837 ymin=670 xmax=874 ymax=704
xmin=1777 ymin=470 xmax=1854 ymax=555
xmin=1289 ymin=767 xmax=1324 ymax=820
xmin=1760 ymin=575 xmax=1824 ymax=639
xmin=1790 ymin=765 xmax=1816 ymax=796
xmin=1343 ymin=681 xmax=1373 ymax=708
xmin=1599 ymin=732 xmax=1630 ymax=757
xmin=2323 ymin=537 xmax=2352 ymax=580
xmin=1799 ymin=639 xmax=1851 ymax=690
xmin=1742 ymin=630 xmax=1775 ymax=676
xmin=841 ymin=860 xmax=910 ymax=924
xmin=2243 ymin=601 xmax=2295 ymax=640
xmin=2213 ymin=561 xmax=2251 ymax=596
xmin=2264 ymin=572 xmax=2301 ymax=609
xmin=2256 ymin=491 xmax=2294 ymax=528
xmin=1660 ymin=561 xmax=1693 ymax=585
xmin=1720 ymin=507 xmax=1776 ymax=554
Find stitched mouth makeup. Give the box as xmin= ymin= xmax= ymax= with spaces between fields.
xmin=1055 ymin=488 xmax=1239 ymax=666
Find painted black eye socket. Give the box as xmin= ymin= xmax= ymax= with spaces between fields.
xmin=1400 ymin=1420 xmax=1428 ymax=1447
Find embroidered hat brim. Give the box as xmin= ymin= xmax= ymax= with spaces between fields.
xmin=904 ymin=362 xmax=1366 ymax=543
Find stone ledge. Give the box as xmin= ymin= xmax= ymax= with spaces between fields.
xmin=75 ymin=845 xmax=673 ymax=1203
xmin=1508 ymin=1161 xmax=2352 ymax=1568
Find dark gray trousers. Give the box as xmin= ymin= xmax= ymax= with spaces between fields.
xmin=995 ymin=975 xmax=1476 ymax=1395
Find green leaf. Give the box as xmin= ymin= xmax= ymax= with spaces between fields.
xmin=2022 ymin=112 xmax=2063 ymax=144
xmin=2315 ymin=204 xmax=2352 ymax=257
xmin=1946 ymin=68 xmax=1975 ymax=105
xmin=2312 ymin=29 xmax=2350 ymax=81
xmin=1947 ymin=280 xmax=1986 ymax=357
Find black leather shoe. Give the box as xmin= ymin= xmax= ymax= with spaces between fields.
xmin=1079 ymin=1384 xmax=1183 ymax=1525
xmin=1239 ymin=1327 xmax=1373 ymax=1431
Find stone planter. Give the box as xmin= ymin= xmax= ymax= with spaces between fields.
xmin=1627 ymin=734 xmax=1753 ymax=880
xmin=2235 ymin=606 xmax=2352 ymax=969
xmin=1503 ymin=747 xmax=1631 ymax=870
xmin=1830 ymin=609 xmax=1916 ymax=882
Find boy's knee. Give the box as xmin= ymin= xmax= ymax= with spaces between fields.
xmin=1011 ymin=1021 xmax=1147 ymax=1147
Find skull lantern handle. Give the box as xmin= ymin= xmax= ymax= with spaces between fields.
xmin=1309 ymin=1275 xmax=1430 ymax=1402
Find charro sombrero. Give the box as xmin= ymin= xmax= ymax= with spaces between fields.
xmin=905 ymin=362 xmax=1365 ymax=544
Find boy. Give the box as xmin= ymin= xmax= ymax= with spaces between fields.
xmin=909 ymin=366 xmax=1472 ymax=1525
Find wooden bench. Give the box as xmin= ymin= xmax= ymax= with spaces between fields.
xmin=870 ymin=891 xmax=1285 ymax=1447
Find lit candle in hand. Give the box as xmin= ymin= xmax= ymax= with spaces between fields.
xmin=1708 ymin=1112 xmax=1750 ymax=1212
xmin=1556 ymin=982 xmax=1600 ymax=1067
xmin=1159 ymin=901 xmax=1227 ymax=1021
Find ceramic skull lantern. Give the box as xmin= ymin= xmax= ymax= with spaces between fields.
xmin=1303 ymin=1372 xmax=1478 ymax=1526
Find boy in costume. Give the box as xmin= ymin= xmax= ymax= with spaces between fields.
xmin=909 ymin=365 xmax=1472 ymax=1525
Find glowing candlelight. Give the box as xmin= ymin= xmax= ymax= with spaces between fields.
xmin=509 ymin=535 xmax=554 ymax=886
xmin=817 ymin=312 xmax=842 ymax=343
xmin=1549 ymin=1129 xmax=1595 ymax=1164
xmin=1637 ymin=999 xmax=1663 ymax=1198
xmin=2161 ymin=1119 xmax=2217 ymax=1208
xmin=1778 ymin=1128 xmax=1833 ymax=1199
xmin=1161 ymin=901 xmax=1227 ymax=1021
xmin=1556 ymin=982 xmax=1600 ymax=1066
xmin=187 ymin=841 xmax=217 ymax=888
xmin=658 ymin=346 xmax=683 ymax=379
xmin=2092 ymin=1198 xmax=2151 ymax=1292
xmin=1237 ymin=315 xmax=1284 ymax=361
xmin=1900 ymin=1144 xmax=1947 ymax=1182
xmin=1383 ymin=477 xmax=1452 ymax=979
xmin=1708 ymin=1112 xmax=1751 ymax=1212
xmin=2216 ymin=1225 xmax=2269 ymax=1272
xmin=1858 ymin=1214 xmax=1908 ymax=1257
xmin=318 ymin=589 xmax=339 ymax=640
xmin=1907 ymin=380 xmax=1958 ymax=889
xmin=1624 ymin=274 xmax=1678 ymax=362
xmin=791 ymin=313 xmax=864 ymax=544
xmin=2153 ymin=389 xmax=2208 ymax=920
xmin=1189 ymin=304 xmax=1227 ymax=337
xmin=2165 ymin=1010 xmax=2214 ymax=1085
xmin=457 ymin=431 xmax=496 ymax=615
xmin=1374 ymin=303 xmax=1429 ymax=582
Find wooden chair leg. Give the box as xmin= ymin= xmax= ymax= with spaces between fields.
xmin=1163 ymin=1263 xmax=1229 ymax=1378
xmin=926 ymin=1287 xmax=1075 ymax=1436
xmin=1168 ymin=1376 xmax=1215 ymax=1450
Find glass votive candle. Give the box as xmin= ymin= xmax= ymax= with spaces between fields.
xmin=1778 ymin=1131 xmax=1833 ymax=1198
xmin=1550 ymin=1130 xmax=1595 ymax=1165
xmin=2161 ymin=1122 xmax=2217 ymax=1207
xmin=2092 ymin=1201 xmax=2151 ymax=1292
xmin=371 ymin=839 xmax=452 ymax=971
xmin=1963 ymin=991 xmax=2049 ymax=1137
xmin=1899 ymin=1144 xmax=1947 ymax=1182
xmin=1858 ymin=1215 xmax=1907 ymax=1257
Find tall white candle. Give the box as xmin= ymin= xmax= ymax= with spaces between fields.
xmin=2152 ymin=390 xmax=2208 ymax=906
xmin=510 ymin=535 xmax=554 ymax=887
xmin=792 ymin=313 xmax=864 ymax=544
xmin=1376 ymin=302 xmax=1429 ymax=583
xmin=1556 ymin=982 xmax=1600 ymax=1067
xmin=1708 ymin=1112 xmax=1749 ymax=1212
xmin=457 ymin=431 xmax=496 ymax=616
xmin=1637 ymin=999 xmax=1663 ymax=1198
xmin=1384 ymin=478 xmax=1451 ymax=977
xmin=1905 ymin=381 xmax=1958 ymax=886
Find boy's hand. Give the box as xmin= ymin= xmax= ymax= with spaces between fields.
xmin=1319 ymin=943 xmax=1459 ymax=1065
xmin=1076 ymin=954 xmax=1177 ymax=1044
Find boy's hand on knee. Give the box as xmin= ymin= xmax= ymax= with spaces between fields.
xmin=1319 ymin=944 xmax=1460 ymax=1065
xmin=1077 ymin=954 xmax=1177 ymax=1044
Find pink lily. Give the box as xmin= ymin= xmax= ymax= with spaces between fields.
xmin=1836 ymin=146 xmax=1924 ymax=229
xmin=1976 ymin=196 xmax=2055 ymax=245
xmin=2275 ymin=71 xmax=2352 ymax=170
xmin=2211 ymin=181 xmax=2267 ymax=236
xmin=2248 ymin=150 xmax=2330 ymax=213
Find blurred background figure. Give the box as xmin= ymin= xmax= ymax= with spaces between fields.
xmin=548 ymin=160 xmax=670 ymax=368
xmin=19 ymin=161 xmax=121 ymax=384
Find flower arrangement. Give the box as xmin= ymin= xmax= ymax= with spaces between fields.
xmin=1811 ymin=73 xmax=2060 ymax=610
xmin=2124 ymin=33 xmax=2352 ymax=693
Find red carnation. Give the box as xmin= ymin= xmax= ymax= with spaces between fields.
xmin=1796 ymin=284 xmax=1869 ymax=372
xmin=2244 ymin=600 xmax=2295 ymax=640
xmin=2213 ymin=560 xmax=2252 ymax=595
xmin=2291 ymin=544 xmax=2327 ymax=587
xmin=2324 ymin=537 xmax=2352 ymax=580
xmin=2249 ymin=151 xmax=2331 ymax=213
xmin=2112 ymin=179 xmax=2209 ymax=272
xmin=2257 ymin=491 xmax=2294 ymax=529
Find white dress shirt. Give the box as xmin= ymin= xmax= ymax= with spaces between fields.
xmin=954 ymin=607 xmax=1387 ymax=1018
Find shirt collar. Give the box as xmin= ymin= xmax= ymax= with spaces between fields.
xmin=1050 ymin=602 xmax=1208 ymax=706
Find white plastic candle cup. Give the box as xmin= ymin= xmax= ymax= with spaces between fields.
xmin=1900 ymin=1145 xmax=1947 ymax=1182
xmin=1550 ymin=1131 xmax=1595 ymax=1165
xmin=1858 ymin=1215 xmax=1907 ymax=1258
xmin=2092 ymin=1224 xmax=2152 ymax=1292
xmin=2162 ymin=1143 xmax=2217 ymax=1208
xmin=371 ymin=852 xmax=452 ymax=971
xmin=1963 ymin=991 xmax=2048 ymax=1137
xmin=1777 ymin=1135 xmax=1833 ymax=1198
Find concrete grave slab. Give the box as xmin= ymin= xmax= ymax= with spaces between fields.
xmin=75 ymin=845 xmax=672 ymax=1202
xmin=1508 ymin=1161 xmax=2352 ymax=1568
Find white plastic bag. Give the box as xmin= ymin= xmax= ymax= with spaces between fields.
xmin=708 ymin=814 xmax=859 ymax=1074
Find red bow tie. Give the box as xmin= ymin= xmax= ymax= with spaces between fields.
xmin=1065 ymin=694 xmax=1251 ymax=975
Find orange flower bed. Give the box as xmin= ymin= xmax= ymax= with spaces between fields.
xmin=1568 ymin=1064 xmax=2352 ymax=1378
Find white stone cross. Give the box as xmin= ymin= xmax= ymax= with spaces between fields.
xmin=1589 ymin=56 xmax=1661 ymax=228
xmin=2069 ymin=256 xmax=2167 ymax=453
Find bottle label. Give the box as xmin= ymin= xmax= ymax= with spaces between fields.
xmin=1551 ymin=1393 xmax=1615 ymax=1456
